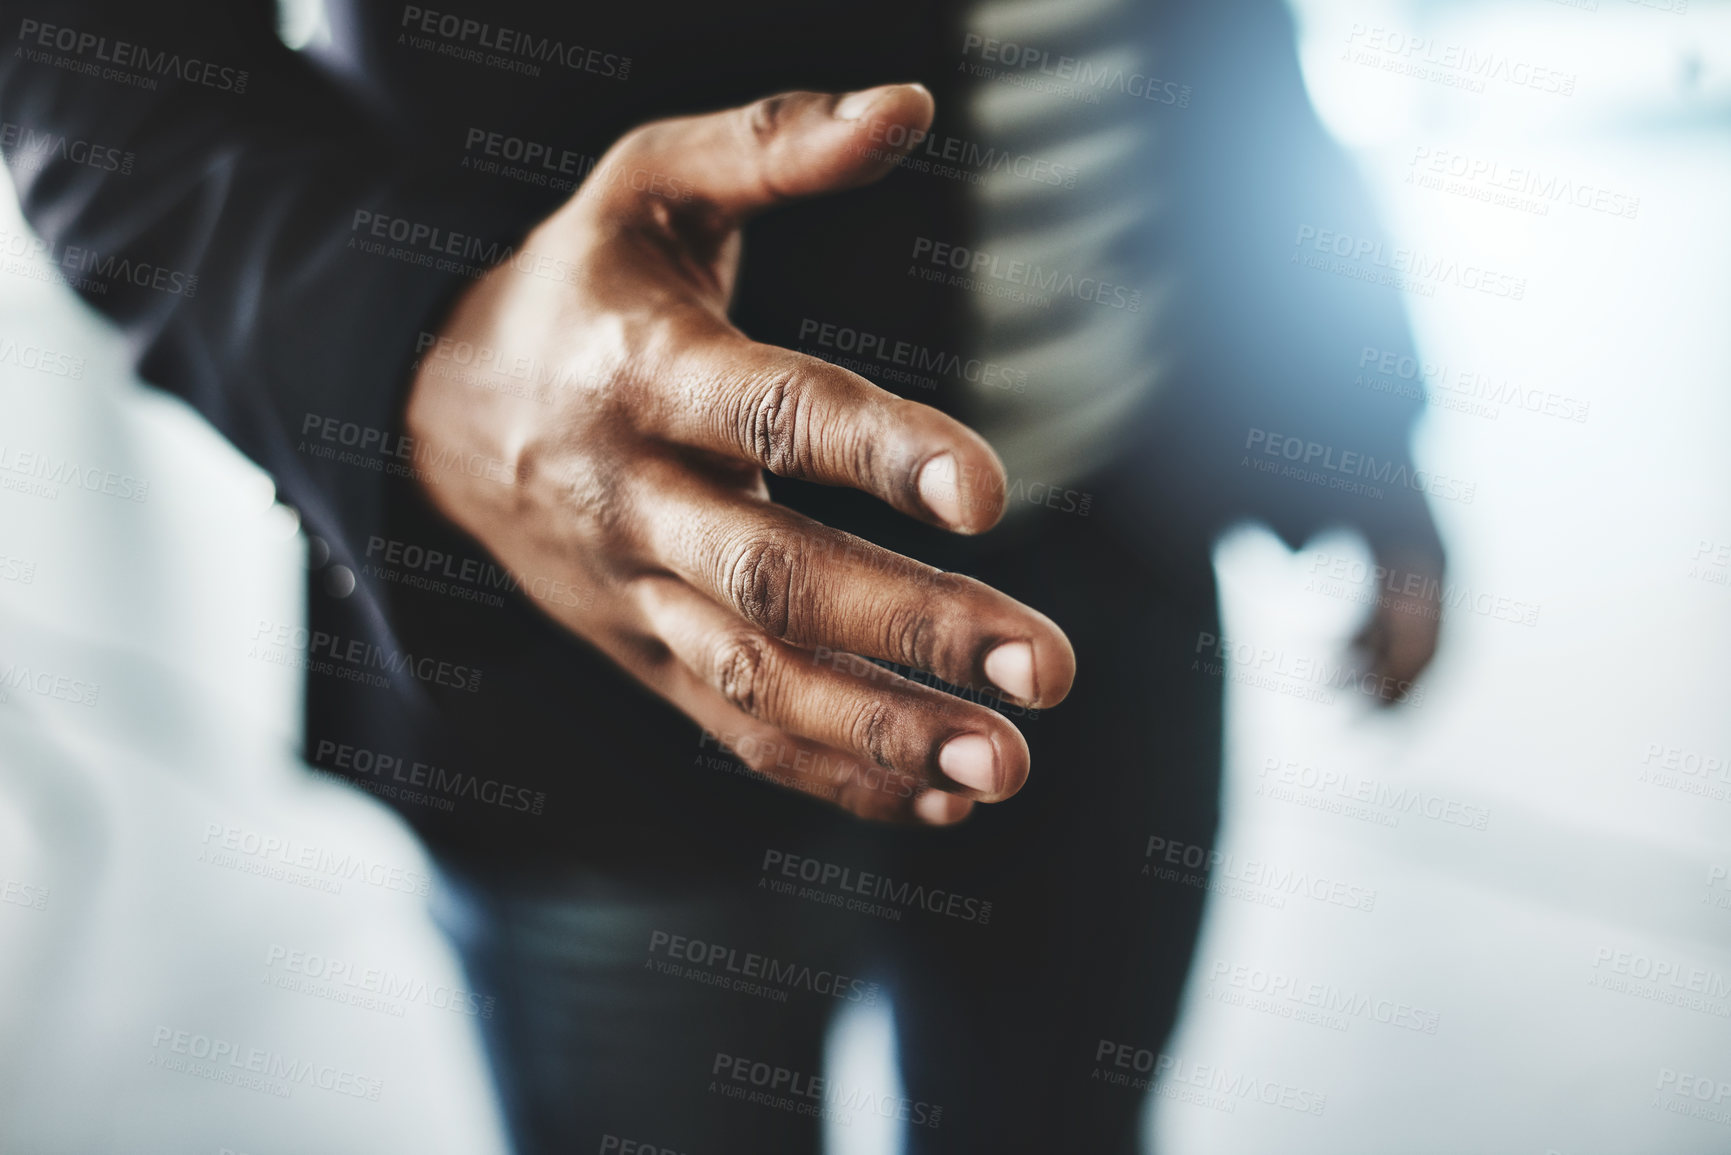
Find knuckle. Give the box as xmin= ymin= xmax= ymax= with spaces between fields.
xmin=711 ymin=631 xmax=775 ymax=717
xmin=885 ymin=572 xmax=967 ymax=674
xmin=740 ymin=368 xmax=808 ymax=477
xmin=732 ymin=360 xmax=882 ymax=489
xmin=838 ymin=420 xmax=880 ymax=494
xmin=847 ymin=698 xmax=900 ymax=771
xmin=725 ymin=534 xmax=796 ymax=637
xmin=887 ymin=602 xmax=940 ymax=674
xmin=742 ymin=95 xmax=794 ymax=146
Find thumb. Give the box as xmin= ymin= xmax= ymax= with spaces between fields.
xmin=593 ymin=84 xmax=935 ymax=222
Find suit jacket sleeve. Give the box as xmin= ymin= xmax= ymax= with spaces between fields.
xmin=0 ymin=2 xmax=542 ymax=619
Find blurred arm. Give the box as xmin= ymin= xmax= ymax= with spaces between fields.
xmin=1118 ymin=0 xmax=1445 ymax=571
xmin=0 ymin=2 xmax=533 ymax=599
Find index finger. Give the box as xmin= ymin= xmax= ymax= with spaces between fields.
xmin=647 ymin=325 xmax=1010 ymax=534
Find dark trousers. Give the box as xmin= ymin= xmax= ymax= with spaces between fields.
xmin=431 ymin=511 xmax=1223 ymax=1154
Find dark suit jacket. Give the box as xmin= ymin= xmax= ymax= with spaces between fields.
xmin=1 ymin=0 xmax=1439 ymax=868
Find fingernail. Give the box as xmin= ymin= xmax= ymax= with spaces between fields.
xmin=917 ymin=453 xmax=965 ymax=528
xmin=835 ymin=85 xmax=899 ymax=121
xmin=915 ymin=790 xmax=974 ymax=825
xmin=985 ymin=640 xmax=1036 ymax=704
xmin=938 ymin=733 xmax=998 ymax=793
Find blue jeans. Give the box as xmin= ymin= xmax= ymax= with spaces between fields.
xmin=431 ymin=519 xmax=1221 ymax=1154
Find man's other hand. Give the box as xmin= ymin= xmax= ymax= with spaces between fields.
xmin=1353 ymin=546 xmax=1443 ymax=706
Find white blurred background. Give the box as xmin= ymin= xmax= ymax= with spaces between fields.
xmin=0 ymin=140 xmax=509 ymax=1154
xmin=0 ymin=1 xmax=1727 ymax=1153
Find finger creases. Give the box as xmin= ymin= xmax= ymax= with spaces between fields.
xmin=628 ymin=470 xmax=1074 ymax=708
xmin=666 ymin=662 xmax=943 ymax=825
xmin=637 ymin=575 xmax=1031 ymax=803
xmin=650 ymin=330 xmax=1010 ymax=534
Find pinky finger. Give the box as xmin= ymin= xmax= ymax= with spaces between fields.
xmin=659 ymin=657 xmax=972 ymax=825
